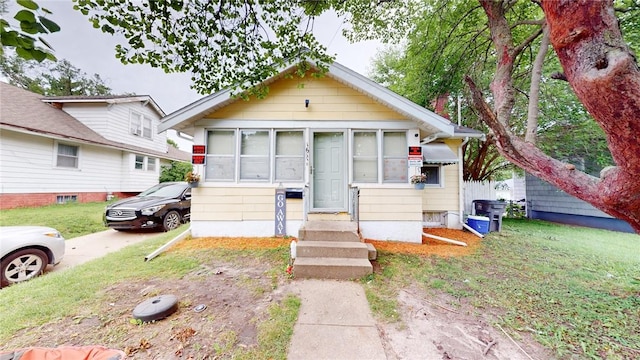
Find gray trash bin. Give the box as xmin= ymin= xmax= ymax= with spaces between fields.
xmin=473 ymin=200 xmax=507 ymax=232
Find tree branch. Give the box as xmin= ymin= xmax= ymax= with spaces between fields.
xmin=525 ymin=23 xmax=549 ymax=144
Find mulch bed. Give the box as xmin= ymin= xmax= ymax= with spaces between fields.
xmin=172 ymin=228 xmax=482 ymax=258
xmin=366 ymin=228 xmax=482 ymax=257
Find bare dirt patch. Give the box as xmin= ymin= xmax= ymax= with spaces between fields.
xmin=3 ymin=232 xmax=555 ymax=359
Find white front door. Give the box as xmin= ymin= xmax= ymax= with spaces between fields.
xmin=311 ymin=131 xmax=347 ymax=211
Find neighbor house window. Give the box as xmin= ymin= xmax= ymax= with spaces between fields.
xmin=240 ymin=130 xmax=270 ymax=181
xmin=275 ymin=131 xmax=304 ymax=181
xmin=421 ymin=165 xmax=441 ymax=186
xmin=131 ymin=112 xmax=153 ymax=139
xmin=147 ymin=157 xmax=157 ymax=171
xmin=382 ymin=131 xmax=407 ymax=182
xmin=206 ymin=130 xmax=236 ymax=181
xmin=56 ymin=195 xmax=77 ymax=204
xmin=56 ymin=143 xmax=79 ymax=168
xmin=135 ymin=155 xmax=145 ymax=170
xmin=353 ymin=131 xmax=378 ymax=182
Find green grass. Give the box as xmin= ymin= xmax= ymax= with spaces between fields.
xmin=0 ymin=227 xmax=198 ymax=341
xmin=365 ymin=219 xmax=640 ymax=359
xmin=0 ymin=201 xmax=109 ymax=239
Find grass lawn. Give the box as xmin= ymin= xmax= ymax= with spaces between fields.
xmin=364 ymin=218 xmax=640 ymax=359
xmin=0 ymin=201 xmax=109 ymax=239
xmin=1 ymin=201 xmax=638 ymax=358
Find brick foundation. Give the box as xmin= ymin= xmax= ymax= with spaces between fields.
xmin=0 ymin=192 xmax=134 ymax=210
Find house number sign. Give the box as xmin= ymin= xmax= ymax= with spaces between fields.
xmin=274 ymin=188 xmax=286 ymax=237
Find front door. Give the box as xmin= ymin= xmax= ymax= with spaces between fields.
xmin=312 ymin=131 xmax=346 ymax=211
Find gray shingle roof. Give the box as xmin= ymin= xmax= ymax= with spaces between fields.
xmin=0 ymin=82 xmax=189 ymax=161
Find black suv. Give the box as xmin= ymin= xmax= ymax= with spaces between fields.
xmin=105 ymin=182 xmax=191 ymax=231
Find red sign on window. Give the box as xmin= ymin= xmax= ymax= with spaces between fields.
xmin=192 ymin=145 xmax=206 ymax=154
xmin=408 ymin=146 xmax=422 ymax=156
xmin=192 ymin=155 xmax=206 ymax=165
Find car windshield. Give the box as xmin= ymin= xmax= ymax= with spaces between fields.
xmin=138 ymin=183 xmax=186 ymax=198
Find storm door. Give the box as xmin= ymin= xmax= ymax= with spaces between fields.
xmin=311 ymin=131 xmax=347 ymax=211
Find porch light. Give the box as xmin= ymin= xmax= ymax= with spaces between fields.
xmin=305 ymin=99 xmax=310 ymax=108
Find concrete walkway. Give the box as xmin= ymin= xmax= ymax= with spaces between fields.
xmin=51 ymin=229 xmax=158 ymax=272
xmin=287 ymin=279 xmax=386 ymax=360
xmin=49 ymin=231 xmax=387 ymax=359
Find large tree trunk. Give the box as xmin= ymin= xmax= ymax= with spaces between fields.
xmin=471 ymin=0 xmax=640 ymax=232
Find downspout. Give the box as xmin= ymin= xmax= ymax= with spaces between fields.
xmin=458 ymin=137 xmax=469 ymax=228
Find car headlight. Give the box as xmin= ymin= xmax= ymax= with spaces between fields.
xmin=141 ymin=205 xmax=166 ymax=216
xmin=44 ymin=231 xmax=62 ymax=238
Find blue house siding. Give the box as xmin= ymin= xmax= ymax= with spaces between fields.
xmin=525 ymin=173 xmax=634 ymax=233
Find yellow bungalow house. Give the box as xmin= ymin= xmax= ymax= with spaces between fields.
xmin=158 ymin=62 xmax=483 ymax=244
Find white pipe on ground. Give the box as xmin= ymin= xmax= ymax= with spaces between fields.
xmin=423 ymin=232 xmax=468 ymax=247
xmin=462 ymin=223 xmax=484 ymax=238
xmin=145 ymin=226 xmax=191 ymax=261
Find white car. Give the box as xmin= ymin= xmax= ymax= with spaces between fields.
xmin=1 ymin=226 xmax=66 ymax=287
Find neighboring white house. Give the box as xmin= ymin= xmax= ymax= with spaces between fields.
xmin=0 ymin=82 xmax=190 ymax=209
xmin=158 ymin=62 xmax=484 ymax=243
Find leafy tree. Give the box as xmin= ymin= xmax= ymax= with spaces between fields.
xmin=167 ymin=138 xmax=179 ymax=149
xmin=1 ymin=0 xmax=60 ymax=61
xmin=72 ymin=0 xmax=640 ymax=232
xmin=0 ymin=53 xmax=112 ymax=95
xmin=159 ymin=161 xmax=193 ymax=183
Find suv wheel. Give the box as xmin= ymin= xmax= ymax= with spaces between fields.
xmin=163 ymin=211 xmax=181 ymax=231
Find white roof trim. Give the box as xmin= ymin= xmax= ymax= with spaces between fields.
xmin=43 ymin=96 xmax=165 ymax=117
xmin=158 ymin=61 xmax=455 ymax=135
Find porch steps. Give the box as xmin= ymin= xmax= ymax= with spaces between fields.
xmin=294 ymin=221 xmax=374 ymax=280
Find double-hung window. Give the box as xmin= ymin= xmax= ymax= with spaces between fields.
xmin=353 ymin=131 xmax=378 ymax=183
xmin=131 ymin=112 xmax=153 ymax=139
xmin=382 ymin=131 xmax=407 ymax=183
xmin=240 ymin=130 xmax=270 ymax=181
xmin=275 ymin=131 xmax=304 ymax=181
xmin=56 ymin=143 xmax=79 ymax=168
xmin=206 ymin=130 xmax=236 ymax=181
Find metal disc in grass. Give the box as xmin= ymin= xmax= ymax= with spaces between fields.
xmin=132 ymin=294 xmax=179 ymax=322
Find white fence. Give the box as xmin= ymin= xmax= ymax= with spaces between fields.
xmin=463 ymin=181 xmax=496 ymax=215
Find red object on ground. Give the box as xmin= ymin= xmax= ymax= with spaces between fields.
xmin=0 ymin=346 xmax=125 ymax=360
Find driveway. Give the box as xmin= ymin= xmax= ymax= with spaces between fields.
xmin=50 ymin=229 xmax=159 ymax=272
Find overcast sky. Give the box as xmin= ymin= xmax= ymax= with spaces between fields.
xmin=22 ymin=1 xmax=383 ymax=115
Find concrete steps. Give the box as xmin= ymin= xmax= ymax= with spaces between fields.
xmin=294 ymin=221 xmax=374 ymax=280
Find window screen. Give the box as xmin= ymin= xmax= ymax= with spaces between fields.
xmin=206 ymin=130 xmax=236 ymax=181
xmin=57 ymin=143 xmax=79 ymax=168
xmin=275 ymin=131 xmax=304 ymax=181
xmin=353 ymin=131 xmax=378 ymax=182
xmin=383 ymin=131 xmax=407 ymax=182
xmin=240 ymin=130 xmax=269 ymax=181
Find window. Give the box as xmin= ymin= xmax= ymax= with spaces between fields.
xmin=131 ymin=112 xmax=153 ymax=139
xmin=56 ymin=195 xmax=77 ymax=204
xmin=421 ymin=165 xmax=441 ymax=186
xmin=147 ymin=157 xmax=157 ymax=171
xmin=275 ymin=131 xmax=304 ymax=181
xmin=135 ymin=155 xmax=145 ymax=170
xmin=206 ymin=130 xmax=236 ymax=181
xmin=240 ymin=130 xmax=269 ymax=181
xmin=353 ymin=131 xmax=378 ymax=182
xmin=382 ymin=131 xmax=407 ymax=183
xmin=56 ymin=143 xmax=79 ymax=168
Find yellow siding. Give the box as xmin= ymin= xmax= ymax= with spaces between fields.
xmin=422 ymin=163 xmax=460 ymax=212
xmin=358 ymin=188 xmax=423 ymax=221
xmin=191 ymin=187 xmax=302 ymax=221
xmin=208 ymin=75 xmax=408 ymax=121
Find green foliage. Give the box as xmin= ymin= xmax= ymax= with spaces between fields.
xmin=166 ymin=138 xmax=179 ymax=149
xmin=159 ymin=160 xmax=193 ymax=183
xmin=72 ymin=0 xmax=336 ymax=96
xmin=0 ymin=53 xmax=112 ymax=96
xmin=0 ymin=201 xmax=109 ymax=239
xmin=0 ymin=0 xmax=59 ymax=61
xmin=366 ymin=219 xmax=640 ymax=358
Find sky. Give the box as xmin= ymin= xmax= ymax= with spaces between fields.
xmin=8 ymin=1 xmax=384 ymax=149
xmin=8 ymin=3 xmax=625 ymax=201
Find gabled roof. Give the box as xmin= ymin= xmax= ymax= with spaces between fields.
xmin=0 ymin=82 xmax=187 ymax=161
xmin=158 ymin=61 xmax=482 ymax=139
xmin=42 ymin=94 xmax=165 ymax=117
